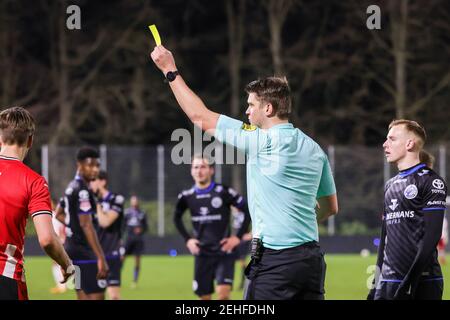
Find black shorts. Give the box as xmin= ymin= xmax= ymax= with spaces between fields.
xmin=193 ymin=254 xmax=235 ymax=296
xmin=374 ymin=278 xmax=443 ymax=300
xmin=0 ymin=275 xmax=28 ymax=300
xmin=125 ymin=236 xmax=144 ymax=256
xmin=244 ymin=241 xmax=326 ymax=300
xmin=106 ymin=257 xmax=122 ymax=287
xmin=74 ymin=261 xmax=107 ymax=294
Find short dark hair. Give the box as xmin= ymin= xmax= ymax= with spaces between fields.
xmin=0 ymin=106 xmax=35 ymax=146
xmin=389 ymin=119 xmax=427 ymax=149
xmin=98 ymin=170 xmax=108 ymax=181
xmin=245 ymin=77 xmax=292 ymax=120
xmin=76 ymin=146 xmax=99 ymax=162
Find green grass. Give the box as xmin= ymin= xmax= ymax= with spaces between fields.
xmin=24 ymin=254 xmax=450 ymax=300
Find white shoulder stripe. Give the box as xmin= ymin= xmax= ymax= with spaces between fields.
xmin=31 ymin=210 xmax=53 ymax=218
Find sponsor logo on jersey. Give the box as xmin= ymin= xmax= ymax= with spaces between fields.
xmin=211 ymin=197 xmax=223 ymax=209
xmin=432 ymin=179 xmax=445 ymax=190
xmin=394 ymin=179 xmax=407 ymax=184
xmin=196 ymin=194 xmax=211 ymax=199
xmin=385 ymin=211 xmax=415 ymax=220
xmin=199 ymin=207 xmax=209 ymax=215
xmin=388 ymin=199 xmax=399 ymax=211
xmin=404 ymin=184 xmax=418 ymax=200
xmin=192 ymin=214 xmax=222 ymax=222
xmin=426 ymin=200 xmax=446 ymax=206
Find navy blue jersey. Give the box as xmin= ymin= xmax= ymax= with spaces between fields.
xmin=62 ymin=175 xmax=98 ymax=260
xmin=174 ymin=182 xmax=250 ymax=256
xmin=382 ymin=163 xmax=447 ymax=280
xmin=96 ymin=192 xmax=125 ymax=257
xmin=124 ymin=207 xmax=148 ymax=236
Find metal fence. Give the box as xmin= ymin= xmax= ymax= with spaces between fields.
xmin=42 ymin=143 xmax=449 ymax=237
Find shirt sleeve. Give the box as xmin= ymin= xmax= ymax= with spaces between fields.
xmin=317 ymin=156 xmax=337 ymax=198
xmin=421 ymin=176 xmax=447 ymax=212
xmin=173 ymin=193 xmax=191 ymax=242
xmin=214 ymin=114 xmax=268 ymax=156
xmin=28 ymin=176 xmax=52 ymax=218
xmin=111 ymin=194 xmax=125 ymax=214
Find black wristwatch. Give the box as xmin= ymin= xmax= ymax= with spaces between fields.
xmin=165 ymin=70 xmax=179 ymax=82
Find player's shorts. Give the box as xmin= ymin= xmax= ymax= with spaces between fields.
xmin=74 ymin=261 xmax=107 ymax=294
xmin=0 ymin=275 xmax=28 ymax=300
xmin=106 ymin=257 xmax=122 ymax=287
xmin=243 ymin=241 xmax=326 ymax=300
xmin=374 ymin=278 xmax=443 ymax=300
xmin=193 ymin=254 xmax=235 ymax=296
xmin=125 ymin=236 xmax=144 ymax=256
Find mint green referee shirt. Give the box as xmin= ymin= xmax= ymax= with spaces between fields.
xmin=214 ymin=115 xmax=336 ymax=250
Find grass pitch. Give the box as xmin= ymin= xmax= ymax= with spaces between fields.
xmin=24 ymin=254 xmax=450 ymax=300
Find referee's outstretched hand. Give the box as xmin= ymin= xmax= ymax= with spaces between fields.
xmin=220 ymin=236 xmax=241 ymax=253
xmin=150 ymin=45 xmax=177 ymax=75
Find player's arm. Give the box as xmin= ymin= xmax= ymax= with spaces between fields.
xmin=150 ymin=45 xmax=220 ymax=133
xmin=142 ymin=212 xmax=149 ymax=234
xmin=78 ymin=213 xmax=109 ymax=278
xmin=367 ymin=215 xmax=386 ymax=300
xmin=173 ymin=194 xmax=200 ymax=255
xmin=230 ymin=192 xmax=251 ymax=240
xmin=395 ymin=211 xmax=444 ymax=300
xmin=96 ymin=203 xmax=119 ymax=228
xmin=33 ymin=214 xmax=74 ymax=282
xmin=394 ymin=179 xmax=447 ymax=300
xmin=29 ymin=178 xmax=73 ymax=283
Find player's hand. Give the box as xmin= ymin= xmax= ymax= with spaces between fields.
xmin=97 ymin=258 xmax=109 ymax=280
xmin=150 ymin=45 xmax=177 ymax=74
xmin=186 ymin=238 xmax=200 ymax=255
xmin=60 ymin=264 xmax=76 ymax=284
xmin=220 ymin=236 xmax=241 ymax=253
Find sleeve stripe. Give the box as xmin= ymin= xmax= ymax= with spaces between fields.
xmin=31 ymin=210 xmax=53 ymax=218
xmin=422 ymin=207 xmax=446 ymax=211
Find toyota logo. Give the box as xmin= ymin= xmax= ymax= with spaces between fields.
xmin=432 ymin=179 xmax=445 ymax=190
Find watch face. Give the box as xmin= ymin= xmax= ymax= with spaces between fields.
xmin=166 ymin=71 xmax=177 ymax=82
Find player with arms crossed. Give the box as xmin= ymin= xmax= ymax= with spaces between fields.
xmin=174 ymin=154 xmax=251 ymax=300
xmin=0 ymin=107 xmax=73 ymax=300
xmin=368 ymin=120 xmax=447 ymax=300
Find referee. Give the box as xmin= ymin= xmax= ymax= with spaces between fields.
xmin=150 ymin=46 xmax=338 ymax=300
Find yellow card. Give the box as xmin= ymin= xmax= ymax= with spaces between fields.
xmin=148 ymin=24 xmax=161 ymax=46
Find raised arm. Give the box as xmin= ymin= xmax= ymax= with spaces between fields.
xmin=150 ymin=45 xmax=220 ymax=133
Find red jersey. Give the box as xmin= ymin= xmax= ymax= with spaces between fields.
xmin=0 ymin=155 xmax=52 ymax=282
